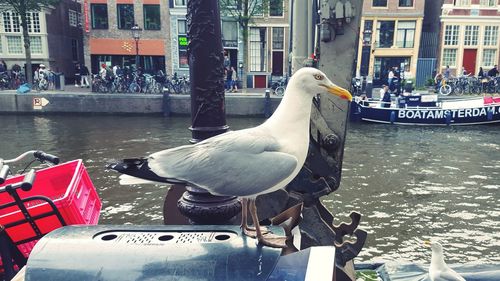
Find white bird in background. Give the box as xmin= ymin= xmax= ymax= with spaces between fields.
xmin=108 ymin=67 xmax=352 ymax=248
xmin=424 ymin=240 xmax=466 ymax=281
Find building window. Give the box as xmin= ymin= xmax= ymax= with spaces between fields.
xmin=174 ymin=0 xmax=187 ymax=7
xmin=178 ymin=19 xmax=188 ymax=68
xmin=90 ymin=4 xmax=108 ymax=29
xmin=6 ymin=36 xmax=22 ymax=54
xmin=2 ymin=12 xmax=11 ymax=32
xmin=396 ymin=21 xmax=415 ymax=48
xmin=484 ymin=26 xmax=499 ymax=46
xmin=272 ymin=27 xmax=284 ymax=50
xmin=2 ymin=12 xmax=21 ymax=33
xmin=480 ymin=0 xmax=496 ymax=7
xmin=91 ymin=4 xmax=108 ymax=29
xmin=69 ymin=10 xmax=78 ymax=27
xmin=442 ymin=49 xmax=457 ymax=67
xmin=144 ymin=5 xmax=161 ymax=30
xmin=117 ymin=4 xmax=134 ymax=30
xmin=12 ymin=13 xmax=20 ymax=32
xmin=29 ymin=36 xmax=42 ymax=54
xmin=2 ymin=12 xmax=40 ymax=33
xmin=271 ymin=27 xmax=284 ymax=76
xmin=249 ymin=27 xmax=267 ymax=72
xmin=399 ymin=0 xmax=413 ymax=7
xmin=444 ymin=25 xmax=460 ymax=46
xmin=71 ymin=39 xmax=78 ymax=61
xmin=482 ymin=49 xmax=496 ymax=66
xmin=269 ymin=0 xmax=283 ymax=17
xmin=455 ymin=0 xmax=471 ymax=6
xmin=222 ymin=20 xmax=238 ymax=48
xmin=251 ymin=0 xmax=264 ymax=16
xmin=464 ymin=25 xmax=479 ymax=46
xmin=373 ymin=0 xmax=387 ymax=7
xmin=27 ymin=13 xmax=41 ymax=33
xmin=377 ymin=21 xmax=395 ymax=48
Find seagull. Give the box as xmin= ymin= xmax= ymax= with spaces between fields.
xmin=424 ymin=240 xmax=466 ymax=281
xmin=108 ymin=67 xmax=352 ymax=248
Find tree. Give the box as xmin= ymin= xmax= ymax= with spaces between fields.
xmin=219 ymin=0 xmax=282 ymax=88
xmin=0 ymin=0 xmax=59 ymax=84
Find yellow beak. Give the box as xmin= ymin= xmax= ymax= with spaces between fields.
xmin=323 ymin=84 xmax=353 ymax=101
xmin=423 ymin=240 xmax=431 ymax=247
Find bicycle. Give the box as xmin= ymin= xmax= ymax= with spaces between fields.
xmin=439 ymin=78 xmax=452 ymax=96
xmin=0 ymin=151 xmax=62 ymax=281
xmin=272 ymin=76 xmax=287 ymax=96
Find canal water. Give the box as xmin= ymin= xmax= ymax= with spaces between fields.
xmin=0 ymin=115 xmax=498 ymax=265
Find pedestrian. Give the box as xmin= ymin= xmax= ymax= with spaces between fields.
xmin=80 ymin=64 xmax=90 ymax=88
xmin=387 ymin=67 xmax=395 ymax=90
xmin=434 ymin=72 xmax=443 ymax=92
xmin=231 ymin=66 xmax=238 ymax=92
xmin=47 ymin=67 xmax=55 ymax=90
xmin=443 ymin=65 xmax=451 ymax=79
xmin=225 ymin=66 xmax=233 ymax=91
xmin=99 ymin=63 xmax=107 ymax=80
xmin=223 ymin=52 xmax=230 ymax=69
xmin=478 ymin=67 xmax=484 ymax=79
xmin=487 ymin=65 xmax=499 ymax=77
xmin=74 ymin=64 xmax=81 ymax=87
xmin=0 ymin=60 xmax=6 ymax=73
xmin=379 ymin=84 xmax=387 ymax=101
xmin=381 ymin=85 xmax=391 ymax=108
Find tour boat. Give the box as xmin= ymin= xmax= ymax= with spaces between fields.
xmin=350 ymin=94 xmax=500 ymax=125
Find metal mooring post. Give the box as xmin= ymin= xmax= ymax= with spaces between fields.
xmin=175 ymin=0 xmax=241 ymax=224
xmin=264 ymin=89 xmax=271 ymax=118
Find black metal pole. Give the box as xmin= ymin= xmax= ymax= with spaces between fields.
xmin=187 ymin=0 xmax=228 ymax=141
xmin=176 ymin=0 xmax=240 ymax=224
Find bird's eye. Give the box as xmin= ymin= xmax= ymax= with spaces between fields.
xmin=314 ymin=74 xmax=324 ymax=80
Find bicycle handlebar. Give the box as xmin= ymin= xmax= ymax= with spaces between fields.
xmin=1 ymin=150 xmax=60 ymax=165
xmin=0 ymin=169 xmax=35 ymax=193
xmin=0 ymin=163 xmax=8 ymax=184
xmin=33 ymin=151 xmax=60 ymax=165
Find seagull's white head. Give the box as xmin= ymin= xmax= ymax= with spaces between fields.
xmin=288 ymin=67 xmax=352 ymax=101
xmin=424 ymin=240 xmax=443 ymax=254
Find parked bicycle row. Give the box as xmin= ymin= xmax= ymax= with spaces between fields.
xmin=436 ymin=75 xmax=500 ymax=96
xmin=91 ymin=71 xmax=190 ymax=95
xmin=0 ymin=70 xmax=26 ymax=90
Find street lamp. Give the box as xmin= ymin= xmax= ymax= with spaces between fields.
xmin=131 ymin=24 xmax=142 ymax=70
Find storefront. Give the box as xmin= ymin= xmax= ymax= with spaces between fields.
xmin=373 ymin=56 xmax=411 ymax=86
xmin=90 ymin=55 xmax=165 ymax=74
xmin=88 ymin=38 xmax=166 ymax=74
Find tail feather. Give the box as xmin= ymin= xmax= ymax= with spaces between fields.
xmin=119 ymin=174 xmax=158 ymax=185
xmin=107 ymin=158 xmax=184 ymax=185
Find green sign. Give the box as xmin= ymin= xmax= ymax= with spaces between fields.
xmin=178 ymin=36 xmax=188 ymax=47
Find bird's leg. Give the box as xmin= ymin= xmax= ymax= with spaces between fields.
xmin=241 ymin=198 xmax=269 ymax=238
xmin=249 ymin=199 xmax=286 ymax=248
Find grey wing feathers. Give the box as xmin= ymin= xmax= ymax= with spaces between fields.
xmin=147 ymin=129 xmax=298 ymax=196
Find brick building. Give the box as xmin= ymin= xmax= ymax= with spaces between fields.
xmin=356 ymin=0 xmax=425 ymax=86
xmin=82 ymin=0 xmax=169 ymax=75
xmin=439 ymin=0 xmax=500 ymax=76
xmin=168 ymin=0 xmax=290 ymax=88
xmin=0 ymin=0 xmax=84 ymax=80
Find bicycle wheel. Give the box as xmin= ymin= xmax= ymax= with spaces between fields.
xmin=439 ymin=84 xmax=451 ymax=96
xmin=129 ymin=83 xmax=141 ymax=93
xmin=453 ymin=85 xmax=464 ymax=96
xmin=275 ymin=86 xmax=285 ymax=96
xmin=153 ymin=83 xmax=163 ymax=94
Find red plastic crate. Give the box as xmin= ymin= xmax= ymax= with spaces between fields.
xmin=0 ymin=159 xmax=101 ymax=259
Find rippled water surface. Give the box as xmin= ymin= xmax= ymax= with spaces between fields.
xmin=0 ymin=115 xmax=498 ymax=264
